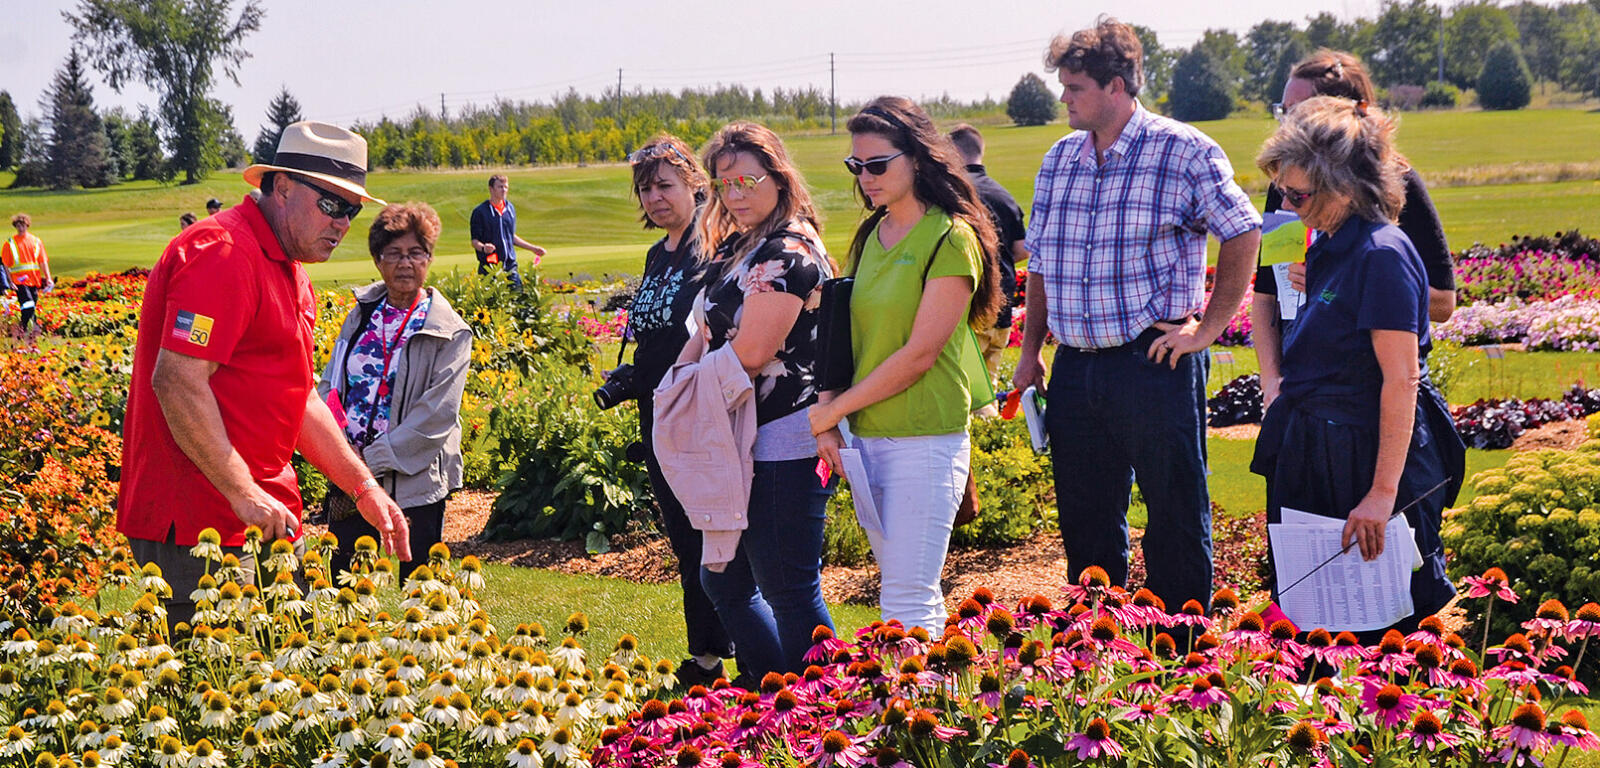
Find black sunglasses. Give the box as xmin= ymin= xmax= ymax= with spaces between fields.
xmin=291 ymin=176 xmax=363 ymax=221
xmin=843 ymin=151 xmax=905 ymax=177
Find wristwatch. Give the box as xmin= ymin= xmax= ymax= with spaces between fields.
xmin=352 ymin=477 xmax=381 ymax=500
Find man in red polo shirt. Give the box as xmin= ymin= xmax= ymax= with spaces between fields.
xmin=119 ymin=122 xmax=411 ymax=626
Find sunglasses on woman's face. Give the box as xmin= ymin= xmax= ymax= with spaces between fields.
xmin=1277 ymin=183 xmax=1317 ymax=207
xmin=843 ymin=151 xmax=905 ymax=176
xmin=709 ymin=174 xmax=769 ymax=195
xmin=293 ymin=176 xmax=363 ymax=221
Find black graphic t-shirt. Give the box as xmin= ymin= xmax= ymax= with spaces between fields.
xmin=698 ymin=219 xmax=832 ymax=426
xmin=629 ymin=231 xmax=710 ymax=393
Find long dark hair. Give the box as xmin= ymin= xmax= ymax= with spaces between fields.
xmin=845 ymin=96 xmax=1003 ymax=328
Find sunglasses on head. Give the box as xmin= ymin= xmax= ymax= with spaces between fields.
xmin=629 ymin=143 xmax=692 ymax=167
xmin=709 ymin=174 xmax=768 ymax=195
xmin=843 ymin=151 xmax=904 ymax=176
xmin=292 ymin=176 xmax=362 ymax=221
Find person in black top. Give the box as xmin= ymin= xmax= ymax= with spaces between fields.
xmin=1253 ymin=49 xmax=1456 ymax=411
xmin=949 ymin=124 xmax=1028 ymax=388
xmin=618 ymin=134 xmax=735 ymax=686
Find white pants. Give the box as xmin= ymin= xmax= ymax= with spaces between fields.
xmin=855 ymin=431 xmax=970 ymax=634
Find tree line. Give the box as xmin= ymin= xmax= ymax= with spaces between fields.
xmin=2 ymin=0 xmax=1597 ymax=189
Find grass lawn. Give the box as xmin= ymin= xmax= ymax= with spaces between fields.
xmin=6 ymin=107 xmax=1597 ymax=285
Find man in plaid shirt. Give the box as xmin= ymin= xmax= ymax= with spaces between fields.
xmin=1013 ymin=17 xmax=1261 ymax=612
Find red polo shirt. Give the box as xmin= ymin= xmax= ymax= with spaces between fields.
xmin=118 ymin=196 xmax=316 ymax=547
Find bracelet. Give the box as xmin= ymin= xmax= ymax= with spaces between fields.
xmin=351 ymin=477 xmax=381 ymax=504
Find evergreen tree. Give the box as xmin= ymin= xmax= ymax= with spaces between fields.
xmin=1170 ymin=44 xmax=1237 ymax=122
xmin=1245 ymin=21 xmax=1307 ymax=103
xmin=1445 ymin=3 xmax=1519 ymax=89
xmin=1132 ymin=25 xmax=1175 ymax=109
xmin=252 ymin=86 xmax=302 ymax=163
xmin=0 ymin=92 xmax=20 ymax=171
xmin=1267 ymin=37 xmax=1314 ymax=106
xmin=1006 ymin=73 xmax=1058 ymax=127
xmin=1478 ymin=40 xmax=1533 ymax=109
xmin=43 ymin=49 xmax=116 ymax=189
xmin=127 ymin=107 xmax=169 ymax=181
xmin=9 ymin=120 xmax=50 ymax=188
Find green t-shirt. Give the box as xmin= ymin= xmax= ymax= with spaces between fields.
xmin=847 ymin=207 xmax=983 ymax=438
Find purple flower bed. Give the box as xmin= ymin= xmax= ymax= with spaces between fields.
xmin=1207 ymin=373 xmax=1262 ymax=427
xmin=1432 ymin=295 xmax=1600 ymax=351
xmin=1456 ymin=250 xmax=1600 ymax=304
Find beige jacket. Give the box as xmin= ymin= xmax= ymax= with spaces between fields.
xmin=317 ymin=282 xmax=473 ymax=507
xmin=651 ymin=341 xmax=756 ymax=566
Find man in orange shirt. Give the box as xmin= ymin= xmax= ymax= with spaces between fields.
xmin=2 ymin=213 xmax=53 ymax=334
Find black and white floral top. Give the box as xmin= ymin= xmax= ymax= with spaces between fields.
xmin=699 ymin=219 xmax=833 ymax=426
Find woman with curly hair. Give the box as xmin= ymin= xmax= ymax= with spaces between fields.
xmin=806 ymin=96 xmax=1003 ymax=633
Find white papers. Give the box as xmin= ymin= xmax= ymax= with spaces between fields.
xmin=1272 ymin=263 xmax=1307 ymax=321
xmin=1269 ymin=509 xmax=1414 ymax=632
xmin=837 ymin=448 xmax=881 ymax=536
xmin=1021 ymin=386 xmax=1048 ymax=454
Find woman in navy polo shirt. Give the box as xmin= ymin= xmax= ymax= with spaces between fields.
xmin=1250 ymin=96 xmax=1465 ymax=640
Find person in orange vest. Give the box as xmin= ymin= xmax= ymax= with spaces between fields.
xmin=3 ymin=213 xmax=54 ymax=333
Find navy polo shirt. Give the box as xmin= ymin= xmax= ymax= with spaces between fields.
xmin=1279 ymin=217 xmax=1429 ymax=414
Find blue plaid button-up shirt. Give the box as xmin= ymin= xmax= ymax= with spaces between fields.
xmin=1024 ymin=105 xmax=1261 ymax=349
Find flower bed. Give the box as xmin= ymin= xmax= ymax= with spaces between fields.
xmin=1433 ymin=295 xmax=1600 ymax=351
xmin=1456 ymin=249 xmax=1600 ymax=304
xmin=591 ymin=570 xmax=1599 ymax=768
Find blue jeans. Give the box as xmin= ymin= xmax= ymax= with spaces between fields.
xmin=477 ymin=254 xmax=523 ymax=290
xmin=1045 ymin=329 xmax=1213 ymax=611
xmin=700 ymin=457 xmax=836 ymax=678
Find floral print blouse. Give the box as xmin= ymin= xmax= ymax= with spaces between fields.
xmin=698 ymin=219 xmax=833 ymax=425
xmin=343 ymin=294 xmax=431 ymax=448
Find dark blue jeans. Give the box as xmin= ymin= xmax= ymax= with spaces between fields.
xmin=700 ymin=456 xmax=836 ymax=678
xmin=638 ymin=400 xmax=734 ymax=661
xmin=1045 ymin=331 xmax=1213 ymax=612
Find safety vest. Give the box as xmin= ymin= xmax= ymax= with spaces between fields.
xmin=1 ymin=233 xmax=46 ymax=287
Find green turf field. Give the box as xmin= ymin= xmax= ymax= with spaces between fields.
xmin=4 ymin=107 xmax=1596 ymax=286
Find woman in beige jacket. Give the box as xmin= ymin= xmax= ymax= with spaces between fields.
xmin=317 ymin=202 xmax=473 ymax=579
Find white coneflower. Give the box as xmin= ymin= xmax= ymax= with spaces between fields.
xmin=482 ymin=675 xmax=513 ymax=705
xmin=552 ymin=692 xmax=590 ymax=729
xmin=264 ymin=570 xmax=303 ymax=602
xmin=591 ymin=690 xmax=631 ymax=722
xmin=457 ymin=556 xmax=486 ymax=591
xmin=406 ymin=741 xmax=447 ymax=768
xmin=539 ymin=727 xmax=584 ymax=765
xmin=375 ymin=723 xmax=415 ymax=756
xmin=506 ymin=737 xmax=543 ymax=768
xmin=2 ymin=628 xmax=38 ymax=657
xmin=99 ymin=734 xmax=130 ymax=765
xmin=261 ymin=671 xmax=298 ymax=699
xmin=312 ymin=750 xmax=348 ymax=768
xmin=273 ymin=632 xmax=317 ymax=672
xmin=451 ymin=692 xmax=481 ymax=730
xmin=189 ymin=737 xmax=227 ymax=768
xmin=39 ymin=699 xmax=78 ymax=729
xmin=380 ymin=680 xmax=415 ymax=716
xmin=471 ymin=709 xmax=512 ymax=747
xmin=397 ymin=656 xmax=427 ymax=685
xmin=136 ymin=563 xmax=172 ymax=598
xmin=0 ymin=725 xmax=35 ymax=757
xmin=237 ymin=727 xmax=278 ymax=762
xmin=421 ymin=697 xmax=459 ymax=728
xmin=189 ymin=528 xmax=224 ymax=563
xmin=345 ymin=679 xmax=375 ymax=715
xmin=332 ymin=716 xmax=366 ymax=750
xmin=152 ymin=734 xmax=189 ymax=768
xmin=263 ymin=538 xmax=298 ymax=572
xmin=99 ymin=688 xmax=137 ymax=721
xmin=197 ymin=691 xmax=234 ymax=730
xmin=0 ymin=667 xmax=19 ymax=697
xmin=290 ymin=709 xmax=327 ymax=735
xmin=550 ymin=639 xmax=586 ymax=675
xmin=420 ymin=672 xmax=462 ymax=704
xmin=252 ymin=700 xmax=291 ymax=733
xmin=138 ymin=706 xmax=178 ymax=740
xmin=291 ymin=683 xmax=332 ymax=717
xmin=189 ymin=576 xmax=221 ymax=606
xmin=51 ymin=608 xmax=93 ymax=637
xmin=72 ymin=720 xmax=104 ymax=750
xmin=646 ymin=659 xmax=677 ymax=691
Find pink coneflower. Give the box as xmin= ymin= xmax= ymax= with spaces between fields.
xmin=1547 ymin=710 xmax=1600 ymax=750
xmin=803 ymin=626 xmax=852 ymax=664
xmin=1168 ymin=675 xmax=1229 ymax=710
xmin=634 ymin=699 xmax=700 ymax=739
xmin=869 ymin=746 xmax=915 ymax=768
xmin=1360 ymin=630 xmax=1417 ymax=677
xmin=1486 ymin=660 xmax=1546 ymax=689
xmin=1493 ymin=702 xmax=1552 ymax=757
xmin=971 ymin=672 xmax=1004 ymax=709
xmin=1462 ymin=568 xmax=1519 ymax=603
xmin=1251 ymin=650 xmax=1302 ymax=682
xmin=669 ymin=745 xmax=720 ymax=768
xmin=1406 ymin=616 xmax=1450 ymax=645
xmin=757 ymin=689 xmax=809 ymax=732
xmin=808 ymin=730 xmax=868 ymax=768
xmin=1122 ymin=701 xmax=1170 ymax=723
xmin=1223 ymin=611 xmax=1271 ymax=655
xmin=1059 ymin=565 xmax=1113 ymax=604
xmin=1567 ymin=603 xmax=1600 ymax=638
xmin=1522 ymin=599 xmax=1573 ymax=638
xmin=1440 ymin=658 xmax=1490 ymax=695
xmin=1541 ymin=665 xmax=1590 ymax=697
xmin=722 ymin=709 xmax=770 ymax=746
xmin=906 ymin=710 xmax=966 ymax=742
xmin=1360 ymin=682 xmax=1422 ymax=730
xmin=1168 ymin=599 xmax=1213 ymax=631
xmin=1400 ymin=708 xmax=1462 ymax=751
xmin=1285 ymin=721 xmax=1326 ymax=756
xmin=985 ymin=748 xmax=1036 ymax=768
xmin=792 ymin=665 xmax=841 ymax=700
xmin=1065 ymin=718 xmax=1125 ymax=760
xmin=1176 ymin=652 xmax=1220 ymax=679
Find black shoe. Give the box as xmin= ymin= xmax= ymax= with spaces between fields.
xmin=674 ymin=658 xmax=725 ymax=688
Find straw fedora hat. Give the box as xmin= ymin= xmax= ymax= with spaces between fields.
xmin=243 ymin=121 xmax=386 ymax=205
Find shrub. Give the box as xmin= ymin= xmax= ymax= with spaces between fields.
xmin=1169 ymin=43 xmax=1236 ymax=122
xmin=1422 ymin=80 xmax=1461 ymax=108
xmin=1442 ymin=442 xmax=1600 ymax=640
xmin=1387 ymin=83 xmax=1426 ymax=111
xmin=1005 ymin=73 xmax=1058 ymax=127
xmin=1427 ymin=338 xmax=1473 ymax=404
xmin=1207 ymin=373 xmax=1263 ymax=427
xmin=1477 ymin=40 xmax=1533 ymax=110
xmin=1452 ymin=396 xmax=1582 ymax=449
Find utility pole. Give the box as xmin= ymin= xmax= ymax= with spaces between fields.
xmin=440 ymin=92 xmax=447 ymax=120
xmin=830 ymin=53 xmax=837 ymax=135
xmin=617 ymin=68 xmax=623 ymax=117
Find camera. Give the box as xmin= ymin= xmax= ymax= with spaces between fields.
xmin=592 ymin=364 xmax=638 ymax=410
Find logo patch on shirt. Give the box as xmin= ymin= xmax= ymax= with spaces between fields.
xmin=171 ymin=310 xmax=215 ymax=346
xmin=1318 ymin=289 xmax=1337 ymax=305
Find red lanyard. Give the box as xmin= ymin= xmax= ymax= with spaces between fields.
xmin=376 ymin=295 xmax=422 ymax=396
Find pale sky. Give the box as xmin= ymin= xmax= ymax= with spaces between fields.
xmin=5 ymin=0 xmax=1400 ymax=134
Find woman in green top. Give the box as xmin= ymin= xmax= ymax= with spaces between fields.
xmin=808 ymin=96 xmax=1003 ymax=633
